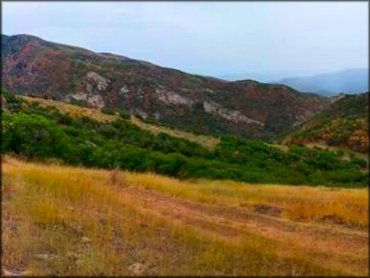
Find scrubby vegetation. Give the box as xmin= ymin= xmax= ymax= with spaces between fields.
xmin=2 ymin=90 xmax=368 ymax=187
xmin=286 ymin=93 xmax=369 ymax=153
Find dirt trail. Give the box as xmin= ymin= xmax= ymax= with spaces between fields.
xmin=117 ymin=186 xmax=368 ymax=276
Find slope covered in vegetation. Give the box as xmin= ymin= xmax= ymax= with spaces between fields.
xmin=19 ymin=95 xmax=220 ymax=149
xmin=285 ymin=93 xmax=369 ymax=153
xmin=3 ymin=157 xmax=368 ymax=276
xmin=2 ymin=91 xmax=368 ymax=187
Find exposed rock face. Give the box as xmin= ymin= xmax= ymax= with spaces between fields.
xmin=70 ymin=91 xmax=87 ymax=101
xmin=87 ymin=93 xmax=105 ymax=108
xmin=2 ymin=34 xmax=329 ymax=138
xmin=132 ymin=108 xmax=148 ymax=119
xmin=69 ymin=89 xmax=105 ymax=109
xmin=84 ymin=72 xmax=110 ymax=108
xmin=66 ymin=72 xmax=108 ymax=108
xmin=119 ymin=85 xmax=129 ymax=96
xmin=203 ymin=101 xmax=264 ymax=126
xmin=86 ymin=72 xmax=110 ymax=91
xmin=155 ymin=88 xmax=194 ymax=107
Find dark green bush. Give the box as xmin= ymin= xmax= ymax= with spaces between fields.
xmin=101 ymin=107 xmax=116 ymax=115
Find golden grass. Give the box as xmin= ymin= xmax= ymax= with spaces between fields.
xmin=130 ymin=115 xmax=220 ymax=149
xmin=2 ymin=157 xmax=368 ymax=276
xmin=123 ymin=172 xmax=368 ymax=228
xmin=20 ymin=96 xmax=220 ymax=149
xmin=20 ymin=96 xmax=118 ymax=123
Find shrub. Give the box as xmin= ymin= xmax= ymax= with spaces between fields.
xmin=101 ymin=107 xmax=116 ymax=115
xmin=2 ymin=112 xmax=69 ymax=159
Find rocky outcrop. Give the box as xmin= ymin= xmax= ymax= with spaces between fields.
xmin=155 ymin=88 xmax=194 ymax=107
xmin=131 ymin=108 xmax=148 ymax=119
xmin=86 ymin=72 xmax=110 ymax=91
xmin=67 ymin=72 xmax=108 ymax=108
xmin=119 ymin=85 xmax=129 ymax=96
xmin=68 ymin=90 xmax=105 ymax=109
xmin=87 ymin=93 xmax=105 ymax=108
xmin=203 ymin=101 xmax=264 ymax=126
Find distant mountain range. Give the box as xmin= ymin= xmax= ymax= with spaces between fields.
xmin=274 ymin=68 xmax=369 ymax=97
xmin=1 ymin=34 xmax=329 ymax=139
xmin=219 ymin=70 xmax=319 ymax=83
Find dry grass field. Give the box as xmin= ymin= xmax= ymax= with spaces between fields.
xmin=20 ymin=96 xmax=118 ymax=123
xmin=2 ymin=156 xmax=368 ymax=276
xmin=130 ymin=116 xmax=219 ymax=149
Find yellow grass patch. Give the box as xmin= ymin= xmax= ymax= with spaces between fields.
xmin=2 ymin=157 xmax=368 ymax=276
xmin=130 ymin=115 xmax=220 ymax=149
xmin=123 ymin=172 xmax=368 ymax=228
xmin=20 ymin=96 xmax=118 ymax=123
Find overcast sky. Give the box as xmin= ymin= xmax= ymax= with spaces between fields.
xmin=2 ymin=1 xmax=368 ymax=80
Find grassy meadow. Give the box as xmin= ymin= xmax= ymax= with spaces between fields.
xmin=2 ymin=156 xmax=368 ymax=276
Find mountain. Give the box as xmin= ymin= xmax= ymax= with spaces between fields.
xmin=219 ymin=70 xmax=319 ymax=83
xmin=275 ymin=69 xmax=369 ymax=97
xmin=284 ymin=92 xmax=369 ymax=153
xmin=2 ymin=34 xmax=328 ymax=138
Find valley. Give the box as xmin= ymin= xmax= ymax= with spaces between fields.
xmin=1 ymin=32 xmax=368 ymax=277
xmin=285 ymin=93 xmax=369 ymax=153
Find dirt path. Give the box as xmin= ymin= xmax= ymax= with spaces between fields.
xmin=117 ymin=186 xmax=368 ymax=276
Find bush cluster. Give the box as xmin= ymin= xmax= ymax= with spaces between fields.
xmin=2 ymin=93 xmax=367 ymax=187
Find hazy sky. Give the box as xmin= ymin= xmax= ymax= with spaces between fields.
xmin=2 ymin=1 xmax=368 ymax=80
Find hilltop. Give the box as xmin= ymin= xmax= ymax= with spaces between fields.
xmin=2 ymin=34 xmax=328 ymax=139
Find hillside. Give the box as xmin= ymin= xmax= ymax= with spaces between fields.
xmin=284 ymin=93 xmax=369 ymax=153
xmin=18 ymin=95 xmax=220 ymax=149
xmin=276 ymin=68 xmax=369 ymax=96
xmin=2 ymin=157 xmax=368 ymax=276
xmin=2 ymin=34 xmax=328 ymax=139
xmin=2 ymin=92 xmax=368 ymax=187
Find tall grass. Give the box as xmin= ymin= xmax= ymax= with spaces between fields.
xmin=123 ymin=171 xmax=368 ymax=228
xmin=2 ymin=157 xmax=367 ymax=276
